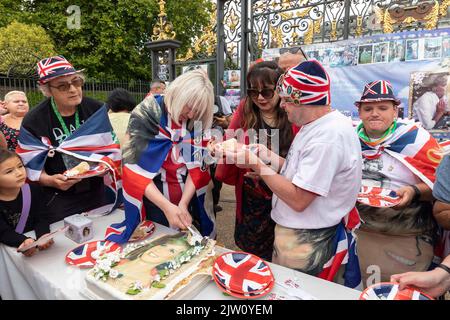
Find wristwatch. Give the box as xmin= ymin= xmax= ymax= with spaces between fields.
xmin=409 ymin=184 xmax=421 ymax=202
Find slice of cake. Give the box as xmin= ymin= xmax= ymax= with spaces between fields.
xmin=64 ymin=161 xmax=90 ymax=177
xmin=85 ymin=232 xmax=216 ymax=300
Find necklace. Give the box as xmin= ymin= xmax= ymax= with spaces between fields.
xmin=51 ymin=97 xmax=80 ymax=137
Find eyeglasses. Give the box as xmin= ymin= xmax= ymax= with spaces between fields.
xmin=279 ymin=46 xmax=308 ymax=58
xmin=247 ymin=88 xmax=275 ymax=99
xmin=49 ymin=77 xmax=84 ymax=92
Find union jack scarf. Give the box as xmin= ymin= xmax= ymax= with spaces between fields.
xmin=318 ymin=207 xmax=362 ymax=289
xmin=16 ymin=106 xmax=122 ymax=215
xmin=358 ymin=119 xmax=441 ymax=189
xmin=105 ymin=96 xmax=215 ymax=244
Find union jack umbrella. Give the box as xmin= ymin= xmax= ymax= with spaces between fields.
xmin=357 ymin=186 xmax=401 ymax=208
xmin=360 ymin=282 xmax=433 ymax=300
xmin=65 ymin=240 xmax=121 ymax=268
xmin=213 ymin=252 xmax=274 ymax=294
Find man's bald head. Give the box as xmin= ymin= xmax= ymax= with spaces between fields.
xmin=278 ymin=52 xmax=306 ymax=71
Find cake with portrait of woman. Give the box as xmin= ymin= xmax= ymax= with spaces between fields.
xmin=84 ymin=232 xmax=216 ymax=300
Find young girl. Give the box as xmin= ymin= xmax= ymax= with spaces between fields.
xmin=0 ymin=149 xmax=53 ymax=256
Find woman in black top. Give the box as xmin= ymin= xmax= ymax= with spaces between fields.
xmin=0 ymin=149 xmax=53 ymax=256
xmin=19 ymin=56 xmax=112 ymax=223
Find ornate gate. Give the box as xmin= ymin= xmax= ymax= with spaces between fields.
xmin=216 ymin=0 xmax=450 ymax=94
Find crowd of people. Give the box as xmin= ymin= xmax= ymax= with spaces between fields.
xmin=0 ymin=50 xmax=449 ymax=299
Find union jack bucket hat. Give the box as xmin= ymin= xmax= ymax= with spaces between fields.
xmin=37 ymin=55 xmax=84 ymax=84
xmin=355 ymin=80 xmax=401 ymax=107
xmin=276 ymin=59 xmax=331 ymax=106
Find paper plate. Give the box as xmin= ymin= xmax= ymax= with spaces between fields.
xmin=212 ymin=270 xmax=271 ymax=295
xmin=129 ymin=220 xmax=156 ymax=242
xmin=357 ymin=186 xmax=401 ymax=208
xmin=213 ymin=271 xmax=274 ymax=299
xmin=359 ymin=282 xmax=433 ymax=300
xmin=64 ymin=163 xmax=108 ymax=179
xmin=213 ymin=251 xmax=274 ymax=294
xmin=65 ymin=240 xmax=122 ymax=268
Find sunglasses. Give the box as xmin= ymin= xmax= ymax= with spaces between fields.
xmin=279 ymin=46 xmax=308 ymax=58
xmin=49 ymin=77 xmax=84 ymax=92
xmin=247 ymin=88 xmax=276 ymax=99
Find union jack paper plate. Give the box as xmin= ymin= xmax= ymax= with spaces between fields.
xmin=63 ymin=163 xmax=108 ymax=179
xmin=213 ymin=251 xmax=274 ymax=295
xmin=65 ymin=240 xmax=122 ymax=268
xmin=213 ymin=271 xmax=274 ymax=299
xmin=357 ymin=186 xmax=401 ymax=208
xmin=359 ymin=282 xmax=433 ymax=300
xmin=129 ymin=220 xmax=156 ymax=242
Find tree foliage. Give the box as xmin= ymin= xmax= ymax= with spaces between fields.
xmin=0 ymin=21 xmax=56 ymax=77
xmin=0 ymin=0 xmax=213 ymax=80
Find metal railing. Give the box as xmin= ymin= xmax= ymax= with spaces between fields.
xmin=0 ymin=77 xmax=151 ymax=108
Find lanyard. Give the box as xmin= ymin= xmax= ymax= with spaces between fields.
xmin=51 ymin=97 xmax=80 ymax=137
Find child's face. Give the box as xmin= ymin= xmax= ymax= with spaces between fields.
xmin=0 ymin=157 xmax=26 ymax=190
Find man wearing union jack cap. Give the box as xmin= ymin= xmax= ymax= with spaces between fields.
xmin=225 ymin=59 xmax=363 ymax=288
xmin=355 ymin=79 xmax=441 ymax=287
xmin=17 ymin=55 xmax=122 ymax=224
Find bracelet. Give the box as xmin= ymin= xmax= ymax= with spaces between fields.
xmin=409 ymin=184 xmax=421 ymax=202
xmin=436 ymin=264 xmax=450 ymax=275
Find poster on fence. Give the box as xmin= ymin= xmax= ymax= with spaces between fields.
xmin=262 ymin=28 xmax=450 ymax=141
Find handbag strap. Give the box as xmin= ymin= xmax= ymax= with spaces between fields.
xmin=15 ymin=184 xmax=31 ymax=234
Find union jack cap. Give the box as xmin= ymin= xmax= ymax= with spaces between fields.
xmin=37 ymin=55 xmax=83 ymax=84
xmin=355 ymin=80 xmax=401 ymax=106
xmin=276 ymin=59 xmax=331 ymax=106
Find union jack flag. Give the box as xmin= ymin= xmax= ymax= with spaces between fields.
xmin=318 ymin=207 xmax=362 ymax=289
xmin=357 ymin=186 xmax=400 ymax=207
xmin=277 ymin=59 xmax=331 ymax=106
xmin=360 ymin=283 xmax=432 ymax=300
xmin=213 ymin=252 xmax=273 ymax=293
xmin=16 ymin=106 xmax=122 ymax=216
xmin=105 ymin=96 xmax=215 ymax=244
xmin=360 ymin=120 xmax=441 ymax=189
xmin=65 ymin=240 xmax=121 ymax=268
xmin=37 ymin=55 xmax=78 ymax=84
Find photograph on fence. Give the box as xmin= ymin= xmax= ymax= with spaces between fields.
xmin=358 ymin=44 xmax=373 ymax=64
xmin=409 ymin=71 xmax=450 ymax=134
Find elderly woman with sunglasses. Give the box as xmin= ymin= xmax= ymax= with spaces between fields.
xmin=18 ymin=56 xmax=120 ymax=224
xmin=214 ymin=61 xmax=298 ymax=261
xmin=354 ymin=80 xmax=442 ymax=287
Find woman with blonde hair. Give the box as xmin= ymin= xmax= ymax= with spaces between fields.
xmin=107 ymin=69 xmax=216 ymax=243
xmin=0 ymin=91 xmax=29 ymax=151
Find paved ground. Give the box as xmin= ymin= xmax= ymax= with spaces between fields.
xmin=215 ymin=184 xmax=239 ymax=251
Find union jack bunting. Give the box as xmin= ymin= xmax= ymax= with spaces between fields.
xmin=360 ymin=283 xmax=432 ymax=300
xmin=214 ymin=252 xmax=273 ymax=293
xmin=65 ymin=240 xmax=121 ymax=268
xmin=16 ymin=106 xmax=122 ymax=216
xmin=357 ymin=186 xmax=401 ymax=208
xmin=318 ymin=207 xmax=362 ymax=289
xmin=37 ymin=55 xmax=81 ymax=84
xmin=277 ymin=59 xmax=330 ymax=106
xmin=105 ymin=96 xmax=215 ymax=244
xmin=360 ymin=120 xmax=441 ymax=189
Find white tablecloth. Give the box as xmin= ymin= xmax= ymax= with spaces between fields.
xmin=0 ymin=209 xmax=361 ymax=300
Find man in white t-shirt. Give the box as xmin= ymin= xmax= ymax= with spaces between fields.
xmin=413 ymin=76 xmax=449 ymax=129
xmin=224 ymin=60 xmax=362 ymax=286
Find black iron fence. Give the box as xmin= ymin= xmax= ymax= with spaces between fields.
xmin=0 ymin=77 xmax=151 ymax=108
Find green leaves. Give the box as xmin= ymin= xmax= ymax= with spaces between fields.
xmin=0 ymin=0 xmax=213 ymax=80
xmin=0 ymin=21 xmax=56 ymax=77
